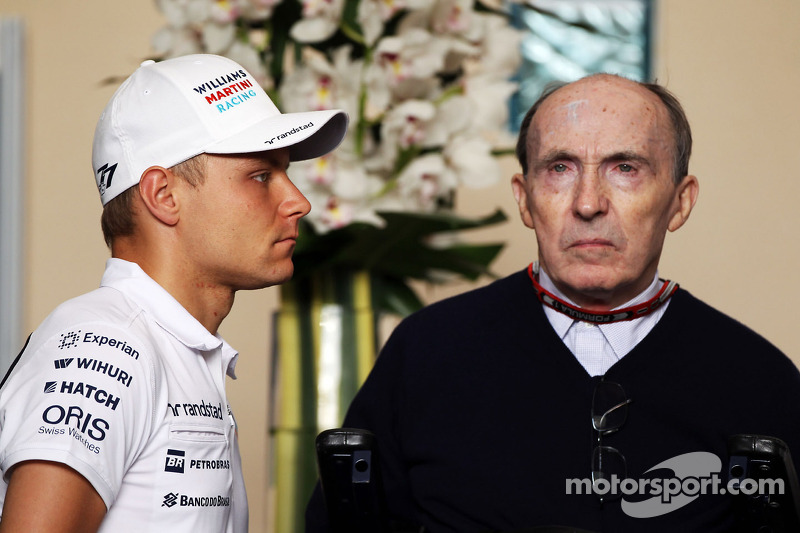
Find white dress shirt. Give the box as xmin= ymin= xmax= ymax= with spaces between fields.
xmin=538 ymin=267 xmax=671 ymax=377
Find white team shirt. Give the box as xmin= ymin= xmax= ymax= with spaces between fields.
xmin=0 ymin=259 xmax=248 ymax=532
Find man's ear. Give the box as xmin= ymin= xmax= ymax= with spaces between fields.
xmin=511 ymin=173 xmax=536 ymax=229
xmin=138 ymin=166 xmax=180 ymax=226
xmin=668 ymin=174 xmax=699 ymax=232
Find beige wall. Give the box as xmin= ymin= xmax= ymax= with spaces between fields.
xmin=1 ymin=0 xmax=799 ymax=531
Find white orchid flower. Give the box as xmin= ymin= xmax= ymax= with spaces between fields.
xmin=374 ymin=100 xmax=436 ymax=171
xmin=430 ymin=0 xmax=473 ymax=34
xmin=210 ymin=0 xmax=241 ymax=23
xmin=201 ymin=21 xmax=237 ymax=53
xmin=156 ymin=0 xmax=212 ymax=28
xmin=423 ymin=95 xmax=472 ymax=146
xmin=290 ymin=0 xmax=345 ymax=43
xmin=241 ymin=0 xmax=281 ymax=19
xmin=375 ymin=29 xmax=448 ymax=85
xmin=444 ymin=135 xmax=500 ymax=188
xmin=280 ymin=47 xmax=362 ymax=119
xmin=475 ymin=14 xmax=525 ymax=77
xmin=383 ymin=100 xmax=436 ymax=148
xmin=329 ymin=161 xmax=384 ymax=202
xmin=396 ymin=154 xmax=459 ymax=211
xmin=225 ymin=40 xmax=271 ymax=87
xmin=151 ymin=26 xmax=203 ymax=57
xmin=461 ymin=73 xmax=518 ymax=137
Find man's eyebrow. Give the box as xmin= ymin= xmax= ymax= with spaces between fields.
xmin=532 ymin=150 xmax=575 ymax=171
xmin=605 ymin=151 xmax=652 ymax=168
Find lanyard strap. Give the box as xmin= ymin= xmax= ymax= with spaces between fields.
xmin=527 ymin=263 xmax=678 ymax=324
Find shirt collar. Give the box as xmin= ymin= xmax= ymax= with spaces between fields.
xmin=100 ymin=258 xmax=239 ymax=378
xmin=539 ymin=266 xmax=668 ymax=357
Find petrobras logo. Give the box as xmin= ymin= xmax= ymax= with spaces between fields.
xmin=164 ymin=448 xmax=230 ymax=474
xmin=190 ymin=458 xmax=231 ymax=471
xmin=161 ymin=492 xmax=231 ymax=508
xmin=43 ymin=380 xmax=121 ymax=411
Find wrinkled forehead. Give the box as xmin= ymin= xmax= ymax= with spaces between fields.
xmin=529 ymin=77 xmax=672 ymax=157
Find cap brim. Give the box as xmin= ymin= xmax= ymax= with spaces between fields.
xmin=204 ymin=109 xmax=348 ymax=161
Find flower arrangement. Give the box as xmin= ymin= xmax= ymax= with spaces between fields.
xmin=152 ymin=0 xmax=522 ymax=314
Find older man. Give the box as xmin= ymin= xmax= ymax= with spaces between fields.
xmin=305 ymin=74 xmax=800 ymax=532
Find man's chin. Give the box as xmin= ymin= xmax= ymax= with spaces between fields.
xmin=551 ymin=269 xmax=626 ymax=308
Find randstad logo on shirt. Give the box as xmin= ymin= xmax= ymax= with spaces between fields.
xmin=167 ymin=400 xmax=224 ymax=420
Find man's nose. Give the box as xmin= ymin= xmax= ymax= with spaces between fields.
xmin=281 ymin=177 xmax=312 ymax=219
xmin=572 ymin=168 xmax=608 ymax=220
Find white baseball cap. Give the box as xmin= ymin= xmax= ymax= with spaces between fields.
xmin=92 ymin=54 xmax=348 ymax=205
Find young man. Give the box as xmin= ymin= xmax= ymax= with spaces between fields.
xmin=0 ymin=54 xmax=347 ymax=532
xmin=305 ymin=74 xmax=800 ymax=532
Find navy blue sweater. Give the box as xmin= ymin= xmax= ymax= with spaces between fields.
xmin=306 ymin=269 xmax=800 ymax=532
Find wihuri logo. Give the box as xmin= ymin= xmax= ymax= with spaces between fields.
xmin=566 ymin=451 xmax=785 ymax=518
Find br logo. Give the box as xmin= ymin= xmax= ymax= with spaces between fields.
xmin=165 ymin=449 xmax=186 ymax=474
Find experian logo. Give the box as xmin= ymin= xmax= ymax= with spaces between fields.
xmin=566 ymin=451 xmax=785 ymax=518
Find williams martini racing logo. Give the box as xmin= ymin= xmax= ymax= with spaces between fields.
xmin=192 ymin=68 xmax=257 ymax=114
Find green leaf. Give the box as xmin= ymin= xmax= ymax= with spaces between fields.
xmin=373 ymin=276 xmax=425 ymax=316
xmin=291 ymin=209 xmax=508 ymax=316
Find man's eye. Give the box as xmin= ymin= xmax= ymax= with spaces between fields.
xmin=618 ymin=164 xmax=634 ymax=172
xmin=553 ymin=163 xmax=568 ymax=173
xmin=252 ymin=172 xmax=269 ymax=183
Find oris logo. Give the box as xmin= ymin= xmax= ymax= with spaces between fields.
xmin=41 ymin=404 xmax=109 ymax=441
